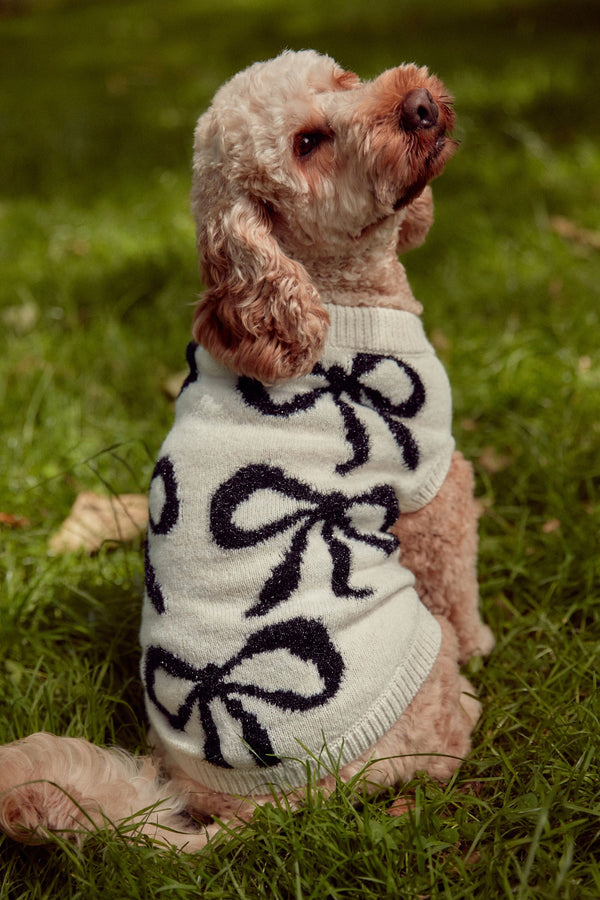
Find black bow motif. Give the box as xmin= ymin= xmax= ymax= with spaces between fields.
xmin=149 ymin=456 xmax=180 ymax=536
xmin=144 ymin=616 xmax=344 ymax=770
xmin=145 ymin=455 xmax=181 ymax=615
xmin=144 ymin=540 xmax=166 ymax=614
xmin=178 ymin=341 xmax=199 ymax=395
xmin=210 ymin=463 xmax=399 ymax=617
xmin=237 ymin=353 xmax=426 ymax=475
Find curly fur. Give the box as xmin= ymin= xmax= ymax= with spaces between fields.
xmin=190 ymin=50 xmax=457 ymax=381
xmin=0 ymin=50 xmax=493 ymax=852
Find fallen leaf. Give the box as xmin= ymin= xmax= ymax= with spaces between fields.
xmin=387 ymin=795 xmax=414 ymax=817
xmin=430 ymin=329 xmax=450 ymax=352
xmin=0 ymin=512 xmax=31 ymax=528
xmin=542 ymin=518 xmax=561 ymax=534
xmin=48 ymin=491 xmax=148 ymax=554
xmin=550 ymin=215 xmax=600 ymax=251
xmin=1 ymin=301 xmax=38 ymax=333
xmin=478 ymin=446 xmax=511 ymax=474
xmin=162 ymin=370 xmax=187 ymax=400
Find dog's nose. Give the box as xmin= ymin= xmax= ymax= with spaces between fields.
xmin=400 ymin=88 xmax=439 ymax=132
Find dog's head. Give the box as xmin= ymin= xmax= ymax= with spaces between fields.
xmin=191 ymin=50 xmax=456 ymax=383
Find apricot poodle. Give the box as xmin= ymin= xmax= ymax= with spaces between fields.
xmin=0 ymin=50 xmax=494 ymax=852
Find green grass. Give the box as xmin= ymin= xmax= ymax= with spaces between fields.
xmin=1 ymin=0 xmax=599 ymax=896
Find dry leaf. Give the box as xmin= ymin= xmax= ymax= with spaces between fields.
xmin=0 ymin=512 xmax=31 ymax=528
xmin=430 ymin=329 xmax=450 ymax=352
xmin=48 ymin=491 xmax=148 ymax=554
xmin=550 ymin=215 xmax=600 ymax=251
xmin=542 ymin=518 xmax=561 ymax=534
xmin=2 ymin=301 xmax=38 ymax=334
xmin=388 ymin=795 xmax=414 ymax=817
xmin=162 ymin=370 xmax=187 ymax=400
xmin=478 ymin=446 xmax=511 ymax=474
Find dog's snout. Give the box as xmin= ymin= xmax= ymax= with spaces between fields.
xmin=400 ymin=88 xmax=439 ymax=132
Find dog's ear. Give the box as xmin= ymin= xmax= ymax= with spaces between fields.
xmin=190 ymin=117 xmax=329 ymax=384
xmin=396 ymin=186 xmax=434 ymax=254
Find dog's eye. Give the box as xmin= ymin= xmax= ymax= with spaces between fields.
xmin=294 ymin=131 xmax=330 ymax=159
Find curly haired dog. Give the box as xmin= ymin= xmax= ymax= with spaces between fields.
xmin=0 ymin=50 xmax=494 ymax=851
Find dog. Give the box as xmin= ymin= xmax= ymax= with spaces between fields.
xmin=0 ymin=50 xmax=494 ymax=852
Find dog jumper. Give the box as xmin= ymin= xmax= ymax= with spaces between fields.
xmin=140 ymin=305 xmax=455 ymax=794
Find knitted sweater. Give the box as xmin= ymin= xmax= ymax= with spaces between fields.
xmin=140 ymin=305 xmax=455 ymax=794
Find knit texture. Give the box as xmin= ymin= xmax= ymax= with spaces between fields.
xmin=140 ymin=305 xmax=454 ymax=793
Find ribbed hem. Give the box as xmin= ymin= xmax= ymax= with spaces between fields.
xmin=338 ymin=604 xmax=441 ymax=765
xmin=401 ymin=439 xmax=455 ymax=513
xmin=163 ymin=603 xmax=442 ymax=796
xmin=325 ymin=306 xmax=433 ymax=356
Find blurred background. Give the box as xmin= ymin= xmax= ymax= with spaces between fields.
xmin=1 ymin=0 xmax=598 ymax=512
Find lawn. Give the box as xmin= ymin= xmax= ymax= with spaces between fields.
xmin=1 ymin=0 xmax=599 ymax=897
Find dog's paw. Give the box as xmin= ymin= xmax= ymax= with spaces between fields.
xmin=472 ymin=623 xmax=495 ymax=657
xmin=459 ymin=623 xmax=495 ymax=664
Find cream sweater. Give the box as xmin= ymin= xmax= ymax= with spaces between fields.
xmin=140 ymin=305 xmax=454 ymax=794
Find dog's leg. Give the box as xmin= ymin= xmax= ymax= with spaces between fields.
xmin=0 ymin=732 xmax=219 ymax=850
xmin=392 ymin=451 xmax=494 ymax=662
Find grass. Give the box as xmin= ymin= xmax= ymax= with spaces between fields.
xmin=1 ymin=0 xmax=599 ymax=896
